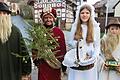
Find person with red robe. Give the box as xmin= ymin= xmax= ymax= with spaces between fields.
xmin=32 ymin=7 xmax=66 ymax=80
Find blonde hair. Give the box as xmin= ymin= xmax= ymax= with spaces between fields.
xmin=0 ymin=15 xmax=12 ymax=43
xmin=101 ymin=31 xmax=120 ymax=59
xmin=105 ymin=31 xmax=120 ymax=52
xmin=74 ymin=4 xmax=94 ymax=43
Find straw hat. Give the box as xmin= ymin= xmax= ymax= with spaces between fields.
xmin=106 ymin=18 xmax=120 ymax=29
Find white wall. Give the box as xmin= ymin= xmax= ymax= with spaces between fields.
xmin=114 ymin=2 xmax=120 ymax=17
xmin=106 ymin=0 xmax=119 ymax=13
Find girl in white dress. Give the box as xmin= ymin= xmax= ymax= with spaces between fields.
xmin=62 ymin=2 xmax=100 ymax=80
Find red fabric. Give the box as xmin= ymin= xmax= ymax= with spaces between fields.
xmin=38 ymin=27 xmax=66 ymax=80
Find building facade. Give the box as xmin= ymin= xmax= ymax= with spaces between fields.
xmin=28 ymin=0 xmax=78 ymax=29
xmin=113 ymin=0 xmax=120 ymax=17
xmin=27 ymin=0 xmax=89 ymax=29
xmin=0 ymin=0 xmax=7 ymax=2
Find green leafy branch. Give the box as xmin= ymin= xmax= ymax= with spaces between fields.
xmin=26 ymin=23 xmax=59 ymax=59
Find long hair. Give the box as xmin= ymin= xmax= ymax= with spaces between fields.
xmin=0 ymin=15 xmax=12 ymax=43
xmin=103 ymin=30 xmax=120 ymax=53
xmin=74 ymin=4 xmax=94 ymax=43
xmin=101 ymin=30 xmax=120 ymax=59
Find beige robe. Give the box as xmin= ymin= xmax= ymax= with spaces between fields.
xmin=99 ymin=34 xmax=120 ymax=80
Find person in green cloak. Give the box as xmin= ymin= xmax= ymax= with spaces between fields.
xmin=0 ymin=2 xmax=31 ymax=80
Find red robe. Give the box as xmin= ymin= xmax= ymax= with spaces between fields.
xmin=38 ymin=27 xmax=66 ymax=80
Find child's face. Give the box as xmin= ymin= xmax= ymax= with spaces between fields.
xmin=109 ymin=25 xmax=120 ymax=35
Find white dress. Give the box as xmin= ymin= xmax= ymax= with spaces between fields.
xmin=63 ymin=23 xmax=100 ymax=80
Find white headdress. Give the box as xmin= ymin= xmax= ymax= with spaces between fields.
xmin=75 ymin=2 xmax=97 ymax=25
xmin=70 ymin=2 xmax=99 ymax=41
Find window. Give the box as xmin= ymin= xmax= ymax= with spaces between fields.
xmin=39 ymin=0 xmax=42 ymax=2
xmin=57 ymin=0 xmax=62 ymax=2
xmin=48 ymin=0 xmax=51 ymax=2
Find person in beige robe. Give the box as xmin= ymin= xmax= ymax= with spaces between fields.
xmin=99 ymin=18 xmax=120 ymax=80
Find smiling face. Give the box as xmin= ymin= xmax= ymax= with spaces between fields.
xmin=80 ymin=8 xmax=91 ymax=23
xmin=42 ymin=14 xmax=55 ymax=26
